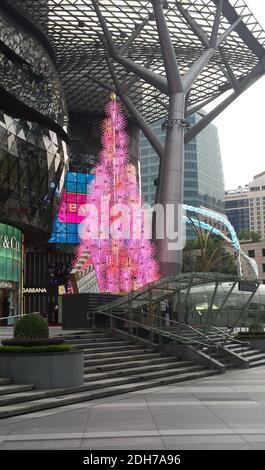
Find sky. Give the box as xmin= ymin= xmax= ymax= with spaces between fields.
xmin=208 ymin=0 xmax=265 ymax=190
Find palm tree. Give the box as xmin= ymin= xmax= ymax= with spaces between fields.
xmin=183 ymin=216 xmax=237 ymax=274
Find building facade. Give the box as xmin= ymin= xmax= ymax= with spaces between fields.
xmin=141 ymin=114 xmax=225 ymax=213
xmin=0 ymin=4 xmax=69 ymax=321
xmin=240 ymin=241 xmax=265 ymax=284
xmin=225 ymin=171 xmax=265 ymax=238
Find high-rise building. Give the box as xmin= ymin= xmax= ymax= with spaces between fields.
xmin=141 ymin=114 xmax=225 ymax=213
xmin=225 ymin=187 xmax=250 ymax=235
xmin=225 ymin=171 xmax=265 ymax=238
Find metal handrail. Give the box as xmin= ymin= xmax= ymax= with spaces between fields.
xmin=96 ymin=308 xmax=221 ymax=354
xmin=210 ymin=325 xmax=250 ymax=358
xmin=211 ymin=325 xmax=250 ymax=346
xmin=0 ymin=312 xmax=39 ymax=321
xmin=153 ymin=313 xmax=212 ymax=342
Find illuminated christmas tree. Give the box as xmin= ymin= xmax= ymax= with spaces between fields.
xmin=74 ymin=92 xmax=159 ymax=292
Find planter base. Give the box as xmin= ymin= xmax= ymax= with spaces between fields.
xmin=0 ymin=351 xmax=83 ymax=389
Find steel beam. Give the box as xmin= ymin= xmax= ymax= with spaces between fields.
xmin=152 ymin=0 xmax=183 ymax=93
xmin=107 ymin=59 xmax=164 ymax=160
xmin=183 ymin=48 xmax=215 ymax=92
xmin=216 ymin=16 xmax=243 ymax=48
xmin=210 ymin=0 xmax=224 ymax=48
xmin=91 ymin=0 xmax=168 ymax=95
xmin=176 ymin=2 xmax=209 ymax=48
xmin=186 ymin=91 xmax=223 ymax=117
xmin=218 ymin=48 xmax=239 ymax=91
xmin=119 ymin=17 xmax=151 ymax=55
xmin=211 ymin=0 xmax=265 ymax=59
xmin=185 ymin=58 xmax=265 ymax=143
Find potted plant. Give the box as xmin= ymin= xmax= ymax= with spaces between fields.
xmin=0 ymin=314 xmax=83 ymax=389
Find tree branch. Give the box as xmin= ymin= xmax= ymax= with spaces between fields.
xmin=107 ymin=58 xmax=165 ymax=160
xmin=151 ymin=0 xmax=183 ymax=93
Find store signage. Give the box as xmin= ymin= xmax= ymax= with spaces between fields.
xmin=23 ymin=288 xmax=48 ymax=294
xmin=0 ymin=281 xmax=14 ymax=289
xmin=0 ymin=234 xmax=20 ymax=252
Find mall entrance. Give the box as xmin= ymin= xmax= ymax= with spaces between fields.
xmin=0 ymin=281 xmax=19 ymax=326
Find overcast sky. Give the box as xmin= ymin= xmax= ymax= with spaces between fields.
xmin=209 ymin=0 xmax=265 ymax=190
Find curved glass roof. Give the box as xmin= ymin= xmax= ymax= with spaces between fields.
xmin=9 ymin=0 xmax=265 ymax=122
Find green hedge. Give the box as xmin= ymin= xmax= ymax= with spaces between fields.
xmin=0 ymin=344 xmax=72 ymax=353
xmin=14 ymin=313 xmax=49 ymax=339
xmin=2 ymin=337 xmax=64 ymax=347
xmin=249 ymin=324 xmax=264 ymax=334
xmin=236 ymin=331 xmax=265 ymax=337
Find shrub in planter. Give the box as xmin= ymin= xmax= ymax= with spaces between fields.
xmin=249 ymin=323 xmax=264 ymax=334
xmin=0 ymin=344 xmax=72 ymax=353
xmin=2 ymin=337 xmax=64 ymax=347
xmin=1 ymin=313 xmax=72 ymax=354
xmin=14 ymin=313 xmax=49 ymax=339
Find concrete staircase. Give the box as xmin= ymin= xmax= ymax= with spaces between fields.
xmin=225 ymin=342 xmax=265 ymax=367
xmin=169 ymin=327 xmax=265 ymax=369
xmin=0 ymin=330 xmax=219 ymax=419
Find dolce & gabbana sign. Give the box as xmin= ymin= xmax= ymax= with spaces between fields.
xmin=0 ymin=233 xmax=20 ymax=252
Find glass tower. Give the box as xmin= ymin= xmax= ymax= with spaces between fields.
xmin=141 ymin=114 xmax=225 ymax=213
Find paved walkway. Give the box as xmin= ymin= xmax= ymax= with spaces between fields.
xmin=1 ymin=366 xmax=265 ymax=449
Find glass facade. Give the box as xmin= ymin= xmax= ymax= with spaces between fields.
xmin=140 ymin=114 xmax=225 ymax=212
xmin=0 ymin=112 xmax=68 ymax=242
xmin=225 ymin=198 xmax=250 ymax=234
xmin=0 ymin=223 xmax=23 ymax=322
xmin=49 ymin=172 xmax=94 ymax=244
xmin=0 ymin=7 xmax=67 ymax=132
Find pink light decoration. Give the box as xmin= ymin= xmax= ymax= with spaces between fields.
xmin=58 ymin=192 xmax=88 ymax=224
xmin=72 ymin=92 xmax=160 ymax=293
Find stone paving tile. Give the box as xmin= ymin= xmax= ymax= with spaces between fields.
xmin=10 ymin=408 xmax=91 ymax=435
xmin=85 ymin=421 xmax=157 ymax=432
xmin=1 ymin=362 xmax=265 ymax=449
xmin=81 ymin=437 xmax=165 ymax=450
xmin=248 ymin=443 xmax=265 ymax=450
xmin=0 ymin=439 xmax=82 ymax=450
xmin=206 ymin=406 xmax=265 ymax=425
xmin=164 ymin=441 xmax=252 ymax=450
xmin=160 ymin=434 xmax=245 ymax=445
xmin=242 ymin=434 xmax=265 ymax=443
xmin=149 ymin=406 xmax=227 ymax=430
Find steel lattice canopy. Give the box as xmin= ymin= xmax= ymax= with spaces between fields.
xmin=8 ymin=0 xmax=265 ymax=122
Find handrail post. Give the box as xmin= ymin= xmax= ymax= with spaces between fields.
xmin=129 ymin=297 xmax=133 ymax=334
xmin=148 ymin=284 xmax=154 ymax=343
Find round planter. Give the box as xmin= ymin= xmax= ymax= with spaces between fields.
xmin=0 ymin=350 xmax=83 ymax=389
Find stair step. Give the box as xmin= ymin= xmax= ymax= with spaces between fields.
xmin=72 ymin=341 xmax=132 ymax=349
xmin=81 ymin=344 xmax=146 ymax=353
xmin=240 ymin=350 xmax=263 ymax=358
xmin=0 ymin=378 xmax=12 ymax=386
xmin=0 ymin=370 xmax=219 ymax=419
xmin=63 ymin=334 xmax=109 ymax=340
xmin=84 ymin=364 xmax=207 ymax=384
xmin=247 ymin=353 xmax=265 ymax=362
xmin=85 ymin=358 xmax=193 ymax=372
xmin=0 ymin=384 xmax=35 ymax=396
xmin=249 ymin=358 xmax=265 ymax=368
xmin=84 ymin=348 xmax=155 ymax=359
xmin=84 ymin=352 xmax=168 ymax=365
xmin=66 ymin=338 xmax=125 ymax=345
xmin=84 ymin=363 xmax=202 ymax=380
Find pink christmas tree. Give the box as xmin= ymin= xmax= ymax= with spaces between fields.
xmin=73 ymin=92 xmax=160 ymax=293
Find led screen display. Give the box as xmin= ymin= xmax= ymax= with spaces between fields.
xmin=49 ymin=172 xmax=94 ymax=244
